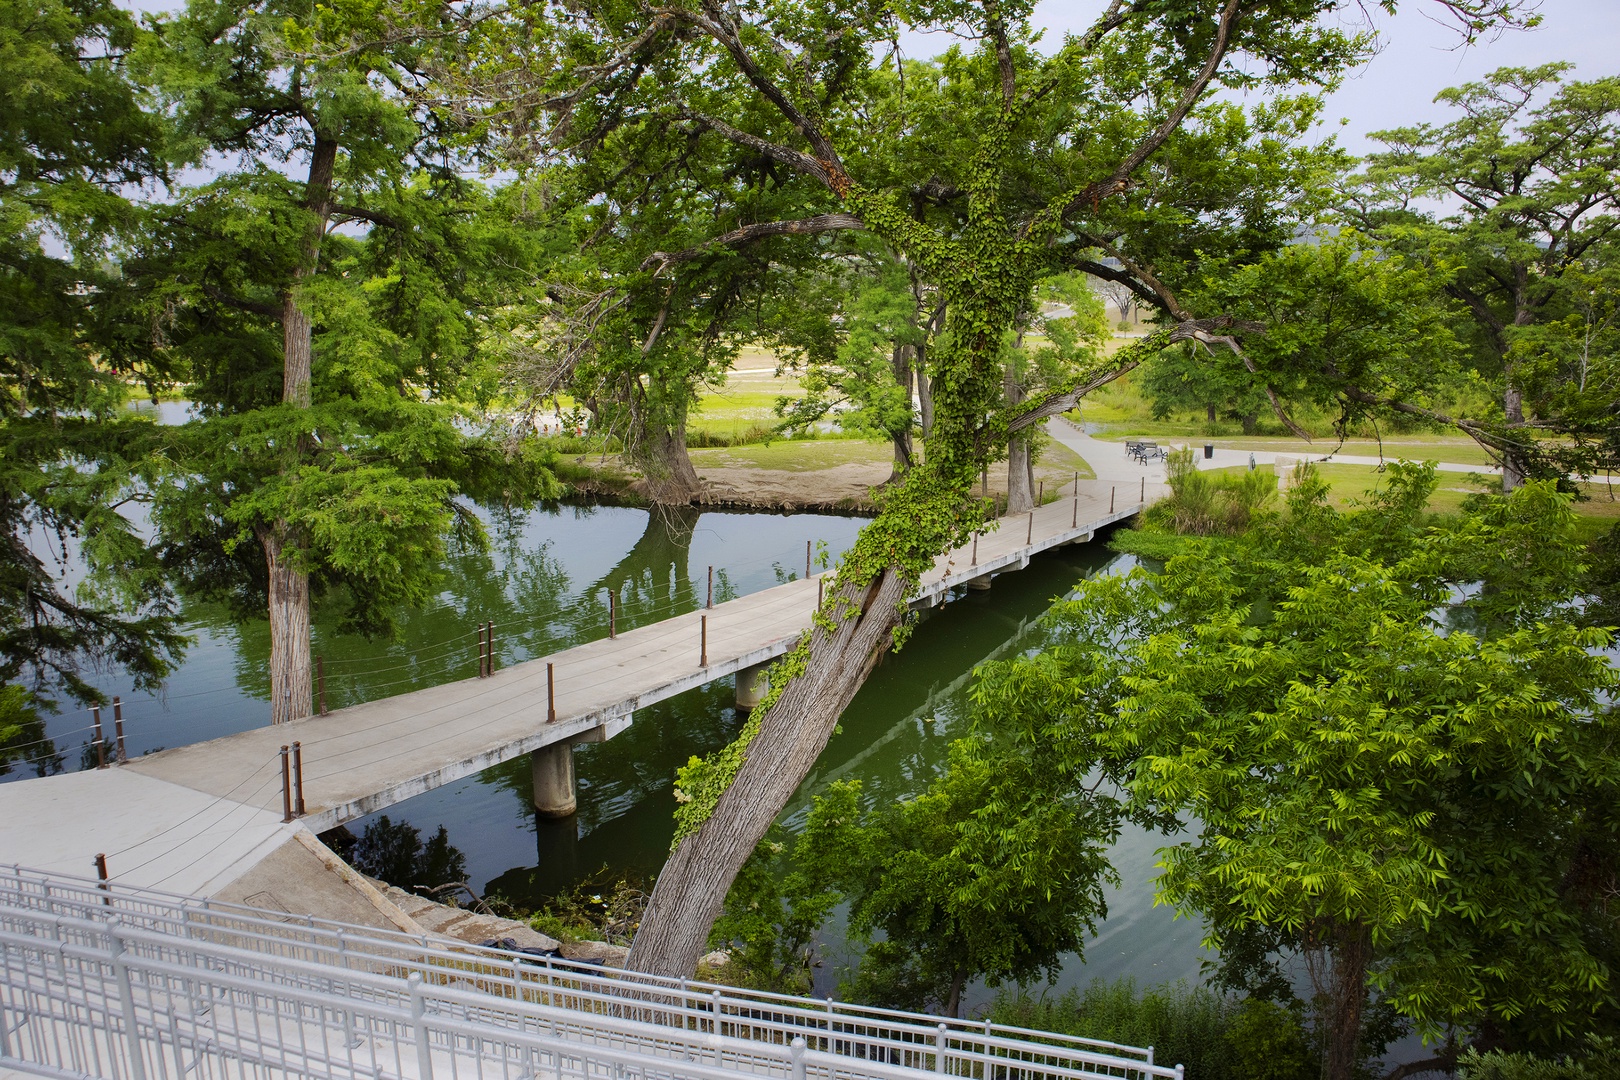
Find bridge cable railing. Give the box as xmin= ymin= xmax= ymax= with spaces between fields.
xmin=17 ymin=537 xmax=846 ymax=769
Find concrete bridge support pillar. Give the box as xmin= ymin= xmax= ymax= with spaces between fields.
xmin=735 ymin=663 xmax=769 ymax=710
xmin=966 ymin=575 xmax=993 ymax=591
xmin=531 ymin=742 xmax=577 ymax=818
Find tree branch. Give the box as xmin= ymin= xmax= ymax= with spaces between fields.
xmin=640 ymin=213 xmax=864 ymax=276
xmin=1005 ymin=316 xmax=1265 ymax=433
xmin=1049 ymin=0 xmax=1242 ymax=226
xmin=200 ymin=285 xmax=281 ymax=321
xmin=331 ymin=204 xmax=407 ymax=232
xmin=677 ymin=110 xmax=831 ymax=185
xmin=690 ymin=1 xmax=844 ymax=173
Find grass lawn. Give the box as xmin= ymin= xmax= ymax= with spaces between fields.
xmin=689 ymin=435 xmax=1096 ymax=484
xmin=1205 ymin=462 xmax=1620 ymax=540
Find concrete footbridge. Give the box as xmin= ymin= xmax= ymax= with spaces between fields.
xmin=0 ymin=468 xmax=1156 ymax=904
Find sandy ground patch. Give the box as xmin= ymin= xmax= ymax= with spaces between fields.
xmin=696 ymin=461 xmax=892 ymax=511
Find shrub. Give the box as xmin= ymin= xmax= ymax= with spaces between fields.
xmin=1149 ymin=448 xmax=1276 ymax=536
xmin=993 ymin=980 xmax=1319 ymax=1080
xmin=1459 ymin=1037 xmax=1620 ymax=1080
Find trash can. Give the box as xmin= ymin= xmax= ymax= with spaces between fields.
xmin=1204 ymin=443 xmax=1214 ymax=460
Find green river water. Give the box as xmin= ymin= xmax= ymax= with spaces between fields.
xmin=17 ymin=492 xmax=1208 ymax=1008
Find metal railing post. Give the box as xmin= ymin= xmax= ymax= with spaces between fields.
xmin=712 ymin=990 xmax=722 ymax=1036
xmin=409 ymin=973 xmax=435 ymax=1080
xmin=790 ymin=1036 xmax=807 ymax=1080
xmin=291 ymin=741 xmax=305 ymax=817
xmin=113 ymin=696 xmax=126 ymax=764
xmin=547 ymin=663 xmax=556 ymax=722
xmin=279 ymin=746 xmax=293 ymax=823
xmin=936 ymin=1022 xmax=948 ymax=1075
xmin=700 ymin=615 xmax=708 ymax=667
xmin=107 ymin=921 xmax=148 ymax=1080
xmin=707 ymin=565 xmax=713 ymax=609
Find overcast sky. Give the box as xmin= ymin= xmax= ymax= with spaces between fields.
xmin=1006 ymin=0 xmax=1620 ymax=153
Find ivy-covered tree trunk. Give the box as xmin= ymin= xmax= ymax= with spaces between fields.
xmin=627 ymin=157 xmax=1026 ymax=973
xmin=266 ymin=133 xmax=335 ymax=724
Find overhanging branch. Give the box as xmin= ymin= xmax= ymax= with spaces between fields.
xmin=640 ymin=213 xmax=864 ymax=276
xmin=1005 ymin=316 xmax=1266 ymax=434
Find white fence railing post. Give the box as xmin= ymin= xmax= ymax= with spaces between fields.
xmin=410 ymin=972 xmax=435 ymax=1080
xmin=107 ymin=920 xmax=149 ymax=1080
xmin=790 ymin=1036 xmax=807 ymax=1080
xmin=936 ymin=1022 xmax=948 ymax=1075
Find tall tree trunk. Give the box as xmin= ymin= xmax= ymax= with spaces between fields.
xmin=944 ymin=968 xmax=967 ymax=1019
xmin=266 ymin=132 xmax=337 ymax=725
xmin=1005 ymin=363 xmax=1033 ymax=513
xmin=261 ymin=524 xmax=312 ymax=725
xmin=1321 ymin=922 xmax=1372 ymax=1080
xmin=624 ymin=567 xmax=913 ymax=977
xmin=1206 ymin=402 xmax=1216 ymax=425
xmin=917 ymin=365 xmax=934 ymax=438
xmin=889 ymin=344 xmax=915 ymax=483
xmin=1502 ymin=382 xmax=1526 ymax=493
xmin=1007 ymin=436 xmax=1033 ymax=512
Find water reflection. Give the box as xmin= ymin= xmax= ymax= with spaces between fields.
xmin=20 ymin=495 xmax=1209 ymax=1001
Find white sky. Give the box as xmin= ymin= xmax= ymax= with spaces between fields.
xmin=1009 ymin=0 xmax=1620 ymax=153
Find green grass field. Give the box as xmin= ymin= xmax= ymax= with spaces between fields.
xmin=1206 ymin=462 xmax=1620 ymax=541
xmin=689 ymin=436 xmax=1096 ymax=484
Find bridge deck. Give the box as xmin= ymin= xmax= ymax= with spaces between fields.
xmin=124 ymin=484 xmax=1143 ymax=832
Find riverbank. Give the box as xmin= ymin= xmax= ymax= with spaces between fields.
xmin=563 ymin=433 xmax=1097 ymax=513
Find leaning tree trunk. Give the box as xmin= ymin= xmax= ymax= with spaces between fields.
xmin=265 ymin=133 xmax=337 ymax=724
xmin=624 ymin=566 xmax=913 ymax=977
xmin=639 ymin=424 xmax=703 ymax=504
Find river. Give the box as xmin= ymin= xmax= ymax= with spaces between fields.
xmin=14 ymin=490 xmax=1208 ymax=1009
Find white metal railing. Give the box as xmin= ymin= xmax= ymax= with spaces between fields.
xmin=0 ymin=866 xmax=1182 ymax=1080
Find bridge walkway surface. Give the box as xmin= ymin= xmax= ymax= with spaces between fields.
xmin=0 ymin=472 xmax=1155 ymax=898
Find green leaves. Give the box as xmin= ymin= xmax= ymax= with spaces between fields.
xmin=982 ymin=474 xmax=1620 ymax=1046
